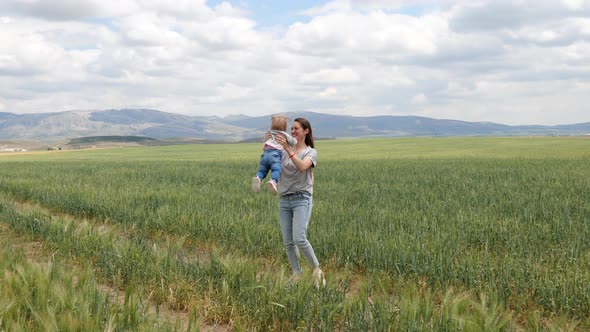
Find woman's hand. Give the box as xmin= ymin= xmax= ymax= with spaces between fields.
xmin=264 ymin=131 xmax=271 ymax=141
xmin=275 ymin=133 xmax=290 ymax=150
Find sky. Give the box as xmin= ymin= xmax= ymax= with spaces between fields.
xmin=1 ymin=0 xmax=589 ymax=125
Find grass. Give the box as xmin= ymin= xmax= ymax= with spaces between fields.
xmin=0 ymin=136 xmax=589 ymax=330
xmin=0 ymin=227 xmax=191 ymax=331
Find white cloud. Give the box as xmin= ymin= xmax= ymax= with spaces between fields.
xmin=0 ymin=0 xmax=589 ymax=125
xmin=0 ymin=0 xmax=139 ymax=20
xmin=214 ymin=1 xmax=248 ymax=17
xmin=561 ymin=0 xmax=586 ymax=10
xmin=118 ymin=13 xmax=185 ymax=46
xmin=285 ymin=11 xmax=438 ymax=58
xmin=198 ymin=83 xmax=253 ymax=104
xmin=300 ymin=67 xmax=360 ymax=85
xmin=0 ymin=19 xmax=70 ymax=76
xmin=302 ymin=0 xmax=453 ymax=16
xmin=184 ymin=16 xmax=263 ymax=51
xmin=316 ymin=87 xmax=340 ymax=99
xmin=411 ymin=94 xmax=427 ymax=104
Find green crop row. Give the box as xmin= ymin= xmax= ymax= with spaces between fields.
xmin=2 ymin=197 xmax=560 ymax=331
xmin=0 ymin=225 xmax=192 ymax=331
xmin=0 ymin=137 xmax=589 ymax=329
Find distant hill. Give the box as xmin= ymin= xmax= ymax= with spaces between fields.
xmin=0 ymin=112 xmax=19 ymax=121
xmin=0 ymin=109 xmax=588 ymax=143
xmin=220 ymin=112 xmax=590 ymax=138
xmin=67 ymin=135 xmax=158 ymax=145
xmin=64 ymin=135 xmax=230 ymax=149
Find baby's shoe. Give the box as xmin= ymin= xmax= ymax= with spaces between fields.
xmin=267 ymin=180 xmax=278 ymax=195
xmin=252 ymin=177 xmax=261 ymax=193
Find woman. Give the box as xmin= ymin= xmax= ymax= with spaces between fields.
xmin=274 ymin=117 xmax=325 ymax=288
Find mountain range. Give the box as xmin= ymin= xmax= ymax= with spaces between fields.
xmin=1 ymin=109 xmax=589 ymax=143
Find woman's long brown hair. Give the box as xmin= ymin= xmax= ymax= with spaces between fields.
xmin=294 ymin=117 xmax=314 ymax=148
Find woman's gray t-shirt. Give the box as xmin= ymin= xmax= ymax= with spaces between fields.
xmin=278 ymin=146 xmax=317 ymax=196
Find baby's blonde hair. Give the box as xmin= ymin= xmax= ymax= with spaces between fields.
xmin=270 ymin=115 xmax=289 ymax=131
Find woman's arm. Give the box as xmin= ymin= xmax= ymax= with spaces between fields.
xmin=276 ymin=134 xmax=313 ymax=172
xmin=290 ymin=154 xmax=313 ymax=172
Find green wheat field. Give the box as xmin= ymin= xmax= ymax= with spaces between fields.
xmin=0 ymin=137 xmax=589 ymax=331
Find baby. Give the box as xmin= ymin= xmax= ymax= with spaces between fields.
xmin=252 ymin=115 xmax=297 ymax=195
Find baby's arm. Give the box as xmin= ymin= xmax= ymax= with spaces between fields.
xmin=280 ymin=131 xmax=297 ymax=147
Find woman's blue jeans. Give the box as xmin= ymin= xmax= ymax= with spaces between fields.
xmin=279 ymin=192 xmax=319 ymax=274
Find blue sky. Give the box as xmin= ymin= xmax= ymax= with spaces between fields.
xmin=207 ymin=0 xmax=434 ymax=28
xmin=0 ymin=0 xmax=589 ymax=125
xmin=207 ymin=0 xmax=320 ymax=27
